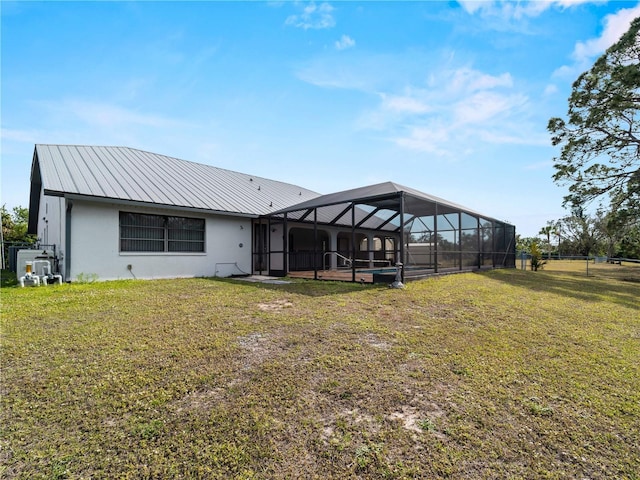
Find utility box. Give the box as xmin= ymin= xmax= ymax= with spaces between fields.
xmin=16 ymin=249 xmax=57 ymax=279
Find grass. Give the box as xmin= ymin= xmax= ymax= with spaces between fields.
xmin=1 ymin=270 xmax=18 ymax=288
xmin=1 ymin=263 xmax=639 ymax=479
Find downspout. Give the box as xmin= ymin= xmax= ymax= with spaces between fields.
xmin=65 ymin=200 xmax=73 ymax=281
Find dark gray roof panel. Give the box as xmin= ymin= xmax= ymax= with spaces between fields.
xmin=273 ymin=181 xmax=493 ymax=221
xmin=272 ymin=182 xmax=402 ymax=213
xmin=34 ymin=145 xmax=320 ymax=216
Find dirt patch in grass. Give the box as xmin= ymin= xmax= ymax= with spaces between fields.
xmin=256 ymin=299 xmax=294 ymax=311
xmin=388 ymin=400 xmax=446 ymax=437
xmin=360 ymin=332 xmax=391 ymax=350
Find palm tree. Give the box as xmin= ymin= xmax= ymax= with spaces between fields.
xmin=538 ymin=224 xmax=554 ymax=260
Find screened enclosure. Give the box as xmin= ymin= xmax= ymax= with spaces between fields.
xmin=258 ymin=182 xmax=516 ymax=283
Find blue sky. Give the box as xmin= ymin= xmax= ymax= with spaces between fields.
xmin=2 ymin=1 xmax=639 ymax=237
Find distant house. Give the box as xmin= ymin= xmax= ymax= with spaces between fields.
xmin=27 ymin=144 xmax=515 ymax=283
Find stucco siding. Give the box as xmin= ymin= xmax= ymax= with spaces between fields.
xmin=269 ymin=223 xmax=285 ymax=271
xmin=67 ymin=200 xmax=252 ymax=281
xmin=39 ymin=193 xmax=64 ymax=249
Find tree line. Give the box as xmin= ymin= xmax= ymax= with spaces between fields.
xmin=1 ymin=205 xmax=36 ymax=270
xmin=518 ymin=209 xmax=640 ymax=259
xmin=520 ymin=17 xmax=640 ymax=260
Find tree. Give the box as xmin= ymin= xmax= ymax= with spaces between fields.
xmin=516 ymin=235 xmax=537 ymax=253
xmin=601 ymin=205 xmax=640 ymax=258
xmin=1 ymin=205 xmax=33 ymax=243
xmin=617 ymin=223 xmax=640 ymax=258
xmin=538 ymin=222 xmax=557 ymax=259
xmin=1 ymin=205 xmax=36 ymax=269
xmin=556 ymin=208 xmax=604 ymax=257
xmin=548 ymin=17 xmax=640 ymax=216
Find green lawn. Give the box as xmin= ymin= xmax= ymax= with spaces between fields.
xmin=1 ymin=265 xmax=638 ymax=479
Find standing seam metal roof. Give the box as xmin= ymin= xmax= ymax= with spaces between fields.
xmin=33 ymin=145 xmax=320 ymax=216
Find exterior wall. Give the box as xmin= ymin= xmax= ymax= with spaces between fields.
xmin=67 ymin=200 xmax=252 ymax=281
xmin=269 ymin=223 xmax=285 ymax=271
xmin=38 ymin=193 xmax=66 ymax=277
xmin=38 ymin=194 xmax=64 ymax=248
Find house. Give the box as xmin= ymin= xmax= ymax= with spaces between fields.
xmin=27 ymin=144 xmax=516 ymax=283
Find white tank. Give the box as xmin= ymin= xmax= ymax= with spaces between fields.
xmin=16 ymin=249 xmax=56 ymax=278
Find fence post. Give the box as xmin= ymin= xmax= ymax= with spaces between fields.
xmin=586 ymin=255 xmax=590 ymax=276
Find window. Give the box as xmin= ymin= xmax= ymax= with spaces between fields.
xmin=119 ymin=212 xmax=205 ymax=252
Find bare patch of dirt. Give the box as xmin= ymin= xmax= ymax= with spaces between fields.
xmin=319 ymin=407 xmax=380 ymax=444
xmin=388 ymin=394 xmax=448 ymax=440
xmin=236 ymin=328 xmax=305 ymax=372
xmin=237 ymin=333 xmax=273 ymax=369
xmin=388 ymin=405 xmax=424 ymax=433
xmin=238 ymin=332 xmax=269 ymax=349
xmin=361 ymin=332 xmax=391 ymax=350
xmin=257 ymin=300 xmax=293 ymax=312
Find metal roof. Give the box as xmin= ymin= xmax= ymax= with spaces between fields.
xmin=28 ymin=145 xmax=513 ymax=235
xmin=32 ymin=145 xmax=320 ymax=216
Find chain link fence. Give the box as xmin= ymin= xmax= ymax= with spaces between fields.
xmin=516 ymin=252 xmax=640 ymax=282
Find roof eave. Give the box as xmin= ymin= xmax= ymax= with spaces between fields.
xmin=55 ymin=192 xmax=260 ymax=219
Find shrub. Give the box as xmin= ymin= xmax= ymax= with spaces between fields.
xmin=530 ymin=242 xmax=546 ymax=271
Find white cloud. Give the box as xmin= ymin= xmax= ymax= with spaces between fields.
xmin=295 ymin=52 xmax=400 ymax=90
xmin=453 ymin=91 xmax=527 ymax=125
xmin=457 ymin=1 xmax=484 ymax=15
xmin=449 ymin=68 xmax=513 ymax=94
xmin=285 ymin=2 xmax=335 ymax=30
xmin=555 ymin=0 xmax=599 ymax=7
xmin=55 ymin=99 xmax=187 ymax=129
xmin=551 ymin=64 xmax=576 ymax=78
xmin=374 ymin=67 xmax=537 ymax=156
xmin=458 ymin=0 xmax=601 ymax=20
xmin=16 ymin=98 xmax=199 ymax=152
xmin=555 ymin=3 xmax=640 ymax=78
xmin=297 ymin=49 xmax=545 ymax=157
xmin=380 ymin=93 xmax=431 ymax=114
xmin=335 ymin=34 xmax=355 ymax=50
xmin=458 ymin=1 xmax=547 ymax=20
xmin=479 ymin=129 xmax=549 ymax=146
xmin=572 ymin=4 xmax=640 ymax=62
xmin=296 ymin=66 xmax=368 ymax=90
xmin=393 ymin=125 xmax=453 ymax=157
xmin=0 ymin=128 xmax=40 ymax=143
xmin=523 ymin=160 xmax=555 ymax=170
